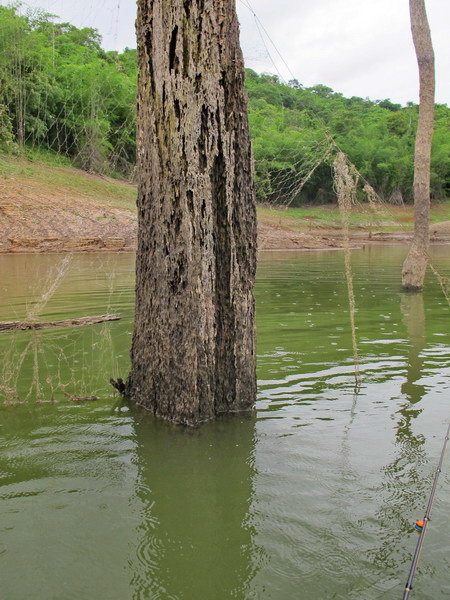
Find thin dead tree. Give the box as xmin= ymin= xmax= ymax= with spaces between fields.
xmin=124 ymin=0 xmax=257 ymax=425
xmin=402 ymin=0 xmax=435 ymax=291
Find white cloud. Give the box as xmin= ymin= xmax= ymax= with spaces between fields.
xmin=238 ymin=0 xmax=449 ymax=104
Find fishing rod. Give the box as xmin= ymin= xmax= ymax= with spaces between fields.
xmin=402 ymin=422 xmax=450 ymax=599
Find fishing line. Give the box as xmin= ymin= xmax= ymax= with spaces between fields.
xmin=402 ymin=422 xmax=450 ymax=599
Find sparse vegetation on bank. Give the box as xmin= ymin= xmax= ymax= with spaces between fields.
xmin=1 ymin=156 xmax=449 ymax=253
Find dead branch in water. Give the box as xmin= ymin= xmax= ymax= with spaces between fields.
xmin=63 ymin=391 xmax=99 ymax=402
xmin=0 ymin=314 xmax=121 ymax=333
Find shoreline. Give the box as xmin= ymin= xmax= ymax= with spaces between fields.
xmin=0 ymin=232 xmax=449 ymax=256
xmin=1 ymin=157 xmax=449 ymax=255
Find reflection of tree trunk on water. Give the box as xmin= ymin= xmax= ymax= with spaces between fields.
xmin=129 ymin=414 xmax=260 ymax=599
xmin=369 ymin=294 xmax=429 ymax=571
xmin=398 ymin=293 xmax=427 ymax=439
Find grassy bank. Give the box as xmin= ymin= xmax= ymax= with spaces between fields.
xmin=0 ymin=154 xmax=136 ymax=210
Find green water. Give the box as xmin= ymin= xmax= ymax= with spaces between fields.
xmin=0 ymin=246 xmax=449 ymax=599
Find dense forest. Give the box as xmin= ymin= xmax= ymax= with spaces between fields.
xmin=0 ymin=5 xmax=137 ymax=174
xmin=0 ymin=4 xmax=449 ymax=204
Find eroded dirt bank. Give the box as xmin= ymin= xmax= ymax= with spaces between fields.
xmin=1 ymin=160 xmax=449 ymax=253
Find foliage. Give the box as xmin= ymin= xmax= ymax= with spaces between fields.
xmin=0 ymin=5 xmax=448 ymax=201
xmin=0 ymin=4 xmax=136 ymax=176
xmin=0 ymin=103 xmax=16 ymax=153
xmin=246 ymin=70 xmax=449 ymax=204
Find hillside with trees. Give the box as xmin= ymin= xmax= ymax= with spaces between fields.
xmin=0 ymin=4 xmax=449 ymax=205
xmin=0 ymin=5 xmax=136 ymax=175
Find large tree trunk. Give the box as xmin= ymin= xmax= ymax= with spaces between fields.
xmin=127 ymin=0 xmax=257 ymax=425
xmin=401 ymin=0 xmax=435 ymax=291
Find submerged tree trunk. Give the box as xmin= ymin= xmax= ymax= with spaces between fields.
xmin=401 ymin=0 xmax=435 ymax=291
xmin=127 ymin=0 xmax=257 ymax=425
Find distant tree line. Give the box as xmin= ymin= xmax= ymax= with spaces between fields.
xmin=0 ymin=5 xmax=448 ymax=203
xmin=247 ymin=71 xmax=449 ymax=205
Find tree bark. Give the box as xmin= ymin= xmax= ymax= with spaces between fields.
xmin=127 ymin=0 xmax=257 ymax=425
xmin=401 ymin=0 xmax=435 ymax=291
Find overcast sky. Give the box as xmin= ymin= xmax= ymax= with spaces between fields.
xmin=5 ymin=0 xmax=449 ymax=105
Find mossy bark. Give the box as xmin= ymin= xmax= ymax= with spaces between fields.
xmin=127 ymin=0 xmax=257 ymax=425
xmin=401 ymin=0 xmax=435 ymax=291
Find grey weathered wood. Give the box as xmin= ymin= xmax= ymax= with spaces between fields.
xmin=402 ymin=0 xmax=435 ymax=291
xmin=127 ymin=0 xmax=257 ymax=425
xmin=0 ymin=314 xmax=121 ymax=333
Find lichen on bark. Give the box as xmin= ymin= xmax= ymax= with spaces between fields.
xmin=127 ymin=0 xmax=257 ymax=425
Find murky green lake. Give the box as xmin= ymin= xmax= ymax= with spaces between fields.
xmin=1 ymin=245 xmax=449 ymax=599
